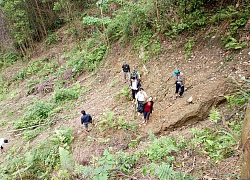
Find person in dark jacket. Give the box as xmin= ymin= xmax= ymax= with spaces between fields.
xmin=122 ymin=60 xmax=130 ymax=83
xmin=81 ymin=110 xmax=93 ymax=132
xmin=142 ymin=96 xmax=154 ymax=125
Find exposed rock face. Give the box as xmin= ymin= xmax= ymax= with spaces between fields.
xmin=241 ymin=99 xmax=250 ymax=179
xmin=147 ymin=79 xmax=232 ymax=134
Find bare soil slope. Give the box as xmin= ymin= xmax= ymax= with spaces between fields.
xmin=0 ymin=28 xmax=249 ymax=179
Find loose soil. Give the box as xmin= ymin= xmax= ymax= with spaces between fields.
xmin=1 ymin=27 xmax=250 ymax=179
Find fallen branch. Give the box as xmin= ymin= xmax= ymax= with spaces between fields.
xmin=7 ymin=123 xmax=47 ymax=133
xmin=110 ymin=169 xmax=137 ymax=180
xmin=187 ymin=156 xmax=196 ymax=173
xmin=226 ymin=105 xmax=246 ymax=121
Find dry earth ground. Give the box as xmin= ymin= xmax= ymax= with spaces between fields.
xmin=0 ymin=28 xmax=249 ymax=179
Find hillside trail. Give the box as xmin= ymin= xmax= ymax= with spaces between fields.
xmin=66 ymin=39 xmax=250 ymax=165
xmin=1 ymin=34 xmax=249 ymax=174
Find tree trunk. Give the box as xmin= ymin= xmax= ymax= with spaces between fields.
xmin=34 ymin=0 xmax=47 ymax=37
xmin=241 ymin=99 xmax=250 ymax=180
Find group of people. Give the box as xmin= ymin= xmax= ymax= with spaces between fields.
xmin=2 ymin=63 xmax=185 ymax=153
xmin=123 ymin=60 xmax=154 ymax=125
xmin=80 ymin=60 xmax=185 ymax=131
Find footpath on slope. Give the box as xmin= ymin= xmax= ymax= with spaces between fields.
xmin=72 ymin=44 xmax=247 ymax=136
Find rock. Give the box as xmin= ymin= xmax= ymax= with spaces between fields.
xmin=187 ymin=96 xmax=193 ymax=103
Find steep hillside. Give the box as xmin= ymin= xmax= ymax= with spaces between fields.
xmin=0 ymin=28 xmax=249 ymax=179
xmin=0 ymin=1 xmax=250 ymax=179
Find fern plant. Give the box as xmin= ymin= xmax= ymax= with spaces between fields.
xmin=149 ymin=163 xmax=196 ymax=180
xmin=209 ymin=107 xmax=221 ymax=123
xmin=80 ymin=149 xmax=116 ymax=180
xmin=144 ymin=136 xmax=179 ymax=162
xmin=121 ymin=86 xmax=132 ymax=101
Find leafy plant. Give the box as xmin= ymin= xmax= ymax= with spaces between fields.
xmin=13 ymin=101 xmax=55 ymax=129
xmin=128 ymin=136 xmax=141 ymax=148
xmin=209 ymin=107 xmax=221 ymax=123
xmin=225 ymin=90 xmax=249 ymax=108
xmin=117 ymin=116 xmax=137 ymax=131
xmin=70 ymin=43 xmax=108 ymax=76
xmin=116 ymin=152 xmax=140 ymax=174
xmin=45 ymin=33 xmax=61 ymax=46
xmin=184 ymin=38 xmax=195 ymax=59
xmin=59 ymin=147 xmax=74 ymax=171
xmin=222 ymin=35 xmax=247 ymax=50
xmin=53 ymin=83 xmax=82 ymax=103
xmin=144 ymin=136 xmax=179 ymax=162
xmin=80 ymin=149 xmax=116 ymax=179
xmin=98 ymin=109 xmax=116 ymax=132
xmin=189 ymin=128 xmax=238 ymax=161
xmin=149 ymin=163 xmax=196 ymax=180
xmin=0 ymin=127 xmax=73 ymax=179
xmin=121 ymin=86 xmax=131 ymax=101
xmin=1 ymin=51 xmax=19 ymax=66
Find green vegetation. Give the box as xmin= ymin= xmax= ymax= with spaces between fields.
xmin=53 ymin=83 xmax=81 ymax=103
xmin=0 ymin=127 xmax=73 ymax=179
xmin=0 ymin=0 xmax=249 ymax=179
xmin=98 ymin=109 xmax=137 ymax=132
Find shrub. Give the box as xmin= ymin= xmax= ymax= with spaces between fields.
xmin=144 ymin=136 xmax=179 ymax=162
xmin=116 ymin=152 xmax=140 ymax=174
xmin=53 ymin=83 xmax=81 ymax=103
xmin=13 ymin=101 xmax=55 ymax=129
xmin=0 ymin=127 xmax=73 ymax=179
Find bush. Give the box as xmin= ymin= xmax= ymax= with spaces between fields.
xmin=0 ymin=127 xmax=73 ymax=179
xmin=13 ymin=101 xmax=55 ymax=129
xmin=53 ymin=84 xmax=81 ymax=103
xmin=144 ymin=136 xmax=179 ymax=162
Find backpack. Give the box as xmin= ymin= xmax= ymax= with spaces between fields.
xmin=130 ymin=73 xmax=137 ymax=79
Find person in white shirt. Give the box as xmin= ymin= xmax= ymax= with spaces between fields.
xmin=0 ymin=138 xmax=8 ymax=153
xmin=130 ymin=77 xmax=141 ymax=103
xmin=135 ymin=88 xmax=147 ymax=115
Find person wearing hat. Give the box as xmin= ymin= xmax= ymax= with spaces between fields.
xmin=174 ymin=70 xmax=185 ymax=99
xmin=130 ymin=69 xmax=140 ymax=82
xmin=80 ymin=110 xmax=93 ymax=132
xmin=122 ymin=60 xmax=130 ymax=83
xmin=0 ymin=138 xmax=8 ymax=154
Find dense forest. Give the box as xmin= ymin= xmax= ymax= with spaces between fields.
xmin=0 ymin=0 xmax=250 ymax=179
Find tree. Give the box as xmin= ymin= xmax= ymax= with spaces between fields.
xmin=241 ymin=99 xmax=250 ymax=179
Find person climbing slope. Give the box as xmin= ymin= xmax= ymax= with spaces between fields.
xmin=173 ymin=69 xmax=185 ymax=100
xmin=130 ymin=69 xmax=140 ymax=82
xmin=80 ymin=110 xmax=93 ymax=132
xmin=142 ymin=96 xmax=154 ymax=125
xmin=130 ymin=77 xmax=141 ymax=103
xmin=122 ymin=60 xmax=130 ymax=83
xmin=135 ymin=87 xmax=147 ymax=116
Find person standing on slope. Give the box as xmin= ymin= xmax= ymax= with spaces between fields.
xmin=122 ymin=60 xmax=130 ymax=83
xmin=142 ymin=96 xmax=154 ymax=125
xmin=130 ymin=69 xmax=140 ymax=82
xmin=130 ymin=77 xmax=141 ymax=103
xmin=135 ymin=87 xmax=147 ymax=116
xmin=173 ymin=69 xmax=185 ymax=100
xmin=81 ymin=110 xmax=93 ymax=132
